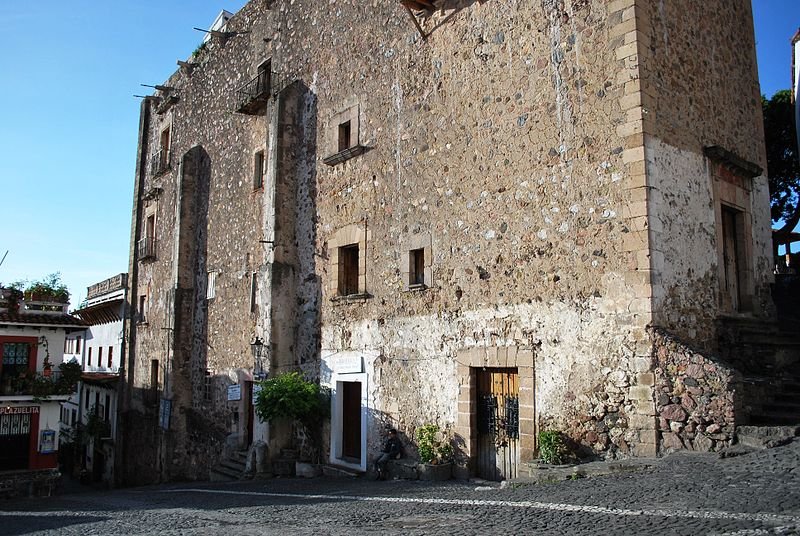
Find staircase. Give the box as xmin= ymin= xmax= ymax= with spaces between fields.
xmin=210 ymin=450 xmax=249 ymax=481
xmin=748 ymin=375 xmax=800 ymax=426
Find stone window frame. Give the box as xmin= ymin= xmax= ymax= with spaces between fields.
xmin=322 ymin=100 xmax=365 ymax=166
xmin=328 ymin=223 xmax=371 ymax=300
xmin=401 ymin=233 xmax=433 ymax=291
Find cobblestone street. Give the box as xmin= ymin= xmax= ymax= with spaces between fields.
xmin=3 ymin=440 xmax=800 ymax=535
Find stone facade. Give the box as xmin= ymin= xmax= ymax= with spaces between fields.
xmin=122 ymin=0 xmax=772 ymax=483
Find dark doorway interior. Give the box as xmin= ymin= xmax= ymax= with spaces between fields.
xmin=341 ymin=382 xmax=361 ymax=461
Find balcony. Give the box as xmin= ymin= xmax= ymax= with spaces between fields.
xmin=150 ymin=149 xmax=171 ymax=177
xmin=138 ymin=237 xmax=157 ymax=261
xmin=0 ymin=370 xmax=76 ymax=398
xmin=236 ymin=71 xmax=272 ymax=115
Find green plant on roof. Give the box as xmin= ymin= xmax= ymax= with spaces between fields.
xmin=24 ymin=273 xmax=69 ymax=302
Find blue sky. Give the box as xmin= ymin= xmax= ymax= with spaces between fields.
xmin=0 ymin=1 xmax=797 ymax=306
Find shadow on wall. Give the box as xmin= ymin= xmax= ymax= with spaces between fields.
xmin=401 ymin=0 xmax=493 ymax=40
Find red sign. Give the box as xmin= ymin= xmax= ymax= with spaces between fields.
xmin=0 ymin=406 xmax=40 ymax=415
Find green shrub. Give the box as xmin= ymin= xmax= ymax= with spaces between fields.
xmin=538 ymin=430 xmax=569 ymax=465
xmin=254 ymin=372 xmax=325 ymax=424
xmin=416 ymin=424 xmax=453 ymax=464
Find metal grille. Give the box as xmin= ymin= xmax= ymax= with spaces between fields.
xmin=478 ymin=394 xmax=498 ymax=435
xmin=0 ymin=413 xmax=31 ymax=437
xmin=505 ymin=396 xmax=519 ymax=439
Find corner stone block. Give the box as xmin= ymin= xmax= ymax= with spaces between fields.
xmin=629 ymin=385 xmax=652 ymax=401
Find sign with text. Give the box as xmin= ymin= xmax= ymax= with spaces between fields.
xmin=227 ymin=384 xmax=242 ymax=401
xmin=0 ymin=406 xmax=39 ymax=415
xmin=252 ymin=383 xmax=262 ymax=405
xmin=334 ymin=355 xmax=362 ymax=374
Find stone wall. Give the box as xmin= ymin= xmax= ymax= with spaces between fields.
xmin=634 ymin=0 xmax=773 ymax=349
xmin=652 ymin=328 xmax=737 ymax=453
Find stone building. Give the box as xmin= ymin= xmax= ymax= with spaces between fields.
xmin=121 ymin=0 xmax=784 ymax=483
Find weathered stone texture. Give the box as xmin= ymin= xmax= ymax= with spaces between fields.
xmin=652 ymin=328 xmax=737 ymax=453
xmin=122 ymin=0 xmax=771 ymax=482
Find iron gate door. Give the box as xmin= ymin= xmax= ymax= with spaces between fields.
xmin=0 ymin=412 xmax=31 ymax=471
xmin=477 ymin=368 xmax=519 ymax=481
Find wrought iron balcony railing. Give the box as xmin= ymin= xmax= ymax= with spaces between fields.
xmin=236 ymin=70 xmax=272 ymax=115
xmin=138 ymin=237 xmax=157 ymax=261
xmin=150 ymin=149 xmax=171 ymax=177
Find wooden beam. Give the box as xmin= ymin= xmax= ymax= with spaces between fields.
xmin=403 ymin=5 xmax=427 ymax=41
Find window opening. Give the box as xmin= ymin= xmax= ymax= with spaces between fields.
xmin=410 ymin=248 xmax=425 ymax=286
xmin=108 ymin=346 xmax=113 ymax=369
xmin=338 ymin=244 xmax=360 ymax=296
xmin=254 ymin=150 xmax=265 ymax=189
xmin=338 ymin=121 xmax=351 ymax=153
xmin=250 ymin=273 xmax=258 ymax=313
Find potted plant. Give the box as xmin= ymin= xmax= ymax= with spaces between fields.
xmin=416 ymin=424 xmax=454 ymax=481
xmin=254 ymin=371 xmax=329 ymax=476
xmin=23 ymin=273 xmax=70 ymax=304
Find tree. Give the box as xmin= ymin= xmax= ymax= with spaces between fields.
xmin=762 ymin=89 xmax=800 ymax=236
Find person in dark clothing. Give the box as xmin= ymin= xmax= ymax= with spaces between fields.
xmin=375 ymin=428 xmax=402 ymax=479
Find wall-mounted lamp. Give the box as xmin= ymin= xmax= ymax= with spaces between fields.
xmin=251 ymin=336 xmax=268 ymax=380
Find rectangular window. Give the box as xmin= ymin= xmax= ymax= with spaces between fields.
xmin=88 ymin=347 xmax=93 ymax=367
xmin=146 ymin=214 xmax=156 ymax=242
xmin=76 ymin=336 xmax=81 ymax=353
xmin=98 ymin=347 xmax=103 ymax=369
xmin=138 ymin=295 xmax=147 ymax=323
xmin=108 ymin=346 xmax=113 ymax=369
xmin=84 ymin=389 xmax=89 ymax=409
xmin=207 ymin=271 xmax=217 ymax=300
xmin=159 ymin=126 xmax=170 ymax=167
xmin=105 ymin=394 xmax=111 ymax=422
xmin=150 ymin=359 xmax=159 ymax=391
xmin=338 ymin=244 xmax=360 ymax=296
xmin=338 ymin=121 xmax=351 ymax=152
xmin=250 ymin=273 xmax=258 ymax=313
xmin=254 ymin=150 xmax=265 ymax=189
xmin=410 ymin=248 xmax=425 ymax=286
xmin=71 ymin=409 xmax=76 ymax=426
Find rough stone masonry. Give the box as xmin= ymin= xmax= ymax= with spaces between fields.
xmin=121 ymin=0 xmax=772 ymax=484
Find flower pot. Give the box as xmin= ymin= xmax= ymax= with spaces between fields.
xmin=417 ymin=462 xmax=452 ymax=481
xmin=295 ymin=461 xmax=323 ymax=478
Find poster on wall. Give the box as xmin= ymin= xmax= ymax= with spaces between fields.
xmin=227 ymin=384 xmax=242 ymax=401
xmin=159 ymin=399 xmax=172 ymax=430
xmin=40 ymin=429 xmax=56 ymax=454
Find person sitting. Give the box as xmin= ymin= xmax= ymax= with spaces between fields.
xmin=375 ymin=428 xmax=402 ymax=480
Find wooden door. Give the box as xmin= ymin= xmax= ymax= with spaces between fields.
xmin=341 ymin=382 xmax=361 ymax=460
xmin=721 ymin=206 xmax=741 ymax=311
xmin=477 ymin=368 xmax=519 ymax=481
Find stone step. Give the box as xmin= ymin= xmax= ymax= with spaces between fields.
xmin=210 ymin=464 xmax=242 ymax=481
xmin=321 ymin=464 xmax=361 ymax=478
xmin=748 ymin=413 xmax=800 ymax=426
xmin=736 ymin=425 xmax=800 ymax=449
xmin=219 ymin=458 xmax=246 ymax=473
xmin=761 ymin=402 xmax=800 ymax=414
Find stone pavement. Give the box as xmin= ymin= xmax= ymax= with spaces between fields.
xmin=2 ymin=439 xmax=800 ymax=535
